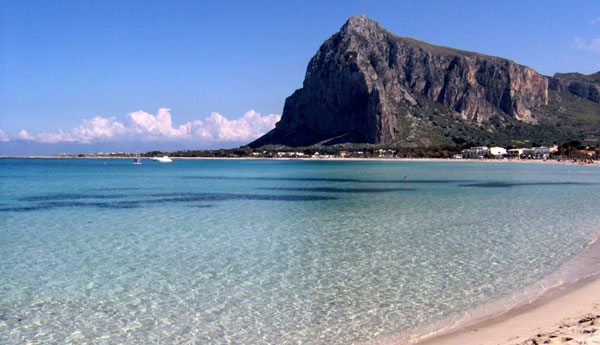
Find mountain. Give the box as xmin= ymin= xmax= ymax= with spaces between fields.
xmin=250 ymin=15 xmax=600 ymax=148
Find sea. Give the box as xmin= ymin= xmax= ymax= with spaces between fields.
xmin=1 ymin=158 xmax=599 ymax=345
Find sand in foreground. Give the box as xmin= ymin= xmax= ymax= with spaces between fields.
xmin=416 ymin=275 xmax=600 ymax=345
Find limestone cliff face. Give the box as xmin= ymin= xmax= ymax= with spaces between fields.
xmin=249 ymin=15 xmax=585 ymax=148
xmin=549 ymin=72 xmax=600 ymax=103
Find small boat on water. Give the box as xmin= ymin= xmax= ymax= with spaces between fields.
xmin=151 ymin=155 xmax=172 ymax=163
xmin=133 ymin=152 xmax=142 ymax=165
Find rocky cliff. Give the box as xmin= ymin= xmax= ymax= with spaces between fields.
xmin=549 ymin=72 xmax=600 ymax=103
xmin=250 ymin=15 xmax=600 ymax=147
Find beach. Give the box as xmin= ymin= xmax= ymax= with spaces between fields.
xmin=417 ymin=274 xmax=600 ymax=345
xmin=0 ymin=156 xmax=575 ymax=162
xmin=2 ymin=155 xmax=597 ymax=166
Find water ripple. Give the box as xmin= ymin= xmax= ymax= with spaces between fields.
xmin=459 ymin=182 xmax=596 ymax=188
xmin=183 ymin=176 xmax=470 ymax=184
xmin=1 ymin=193 xmax=337 ymax=212
xmin=259 ymin=187 xmax=415 ymax=193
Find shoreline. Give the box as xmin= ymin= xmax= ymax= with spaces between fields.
xmin=414 ymin=272 xmax=600 ymax=345
xmin=409 ymin=230 xmax=600 ymax=345
xmin=1 ymin=155 xmax=597 ymax=166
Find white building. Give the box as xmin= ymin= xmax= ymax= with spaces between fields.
xmin=277 ymin=152 xmax=305 ymax=158
xmin=533 ymin=147 xmax=550 ymax=155
xmin=508 ymin=147 xmax=551 ymax=159
xmin=462 ymin=146 xmax=507 ymax=158
xmin=490 ymin=147 xmax=507 ymax=157
xmin=462 ymin=146 xmax=489 ymax=158
xmin=508 ymin=148 xmax=525 ymax=158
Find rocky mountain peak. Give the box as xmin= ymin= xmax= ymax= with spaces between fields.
xmin=249 ymin=16 xmax=600 ymax=148
xmin=340 ymin=14 xmax=384 ymax=35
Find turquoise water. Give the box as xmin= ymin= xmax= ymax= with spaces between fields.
xmin=1 ymin=158 xmax=599 ymax=344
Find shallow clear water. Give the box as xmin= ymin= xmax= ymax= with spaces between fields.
xmin=1 ymin=158 xmax=599 ymax=344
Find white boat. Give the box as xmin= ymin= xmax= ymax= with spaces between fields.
xmin=133 ymin=151 xmax=142 ymax=164
xmin=151 ymin=155 xmax=172 ymax=163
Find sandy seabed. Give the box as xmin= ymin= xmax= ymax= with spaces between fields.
xmin=3 ymin=156 xmax=599 ymax=344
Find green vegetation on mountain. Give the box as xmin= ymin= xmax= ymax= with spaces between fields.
xmin=250 ymin=15 xmax=600 ymax=148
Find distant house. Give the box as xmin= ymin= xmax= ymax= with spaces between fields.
xmin=490 ymin=147 xmax=507 ymax=157
xmin=533 ymin=147 xmax=551 ymax=156
xmin=508 ymin=148 xmax=536 ymax=158
xmin=277 ymin=151 xmax=305 ymax=158
xmin=462 ymin=146 xmax=489 ymax=158
xmin=463 ymin=146 xmax=506 ymax=158
xmin=312 ymin=152 xmax=333 ymax=158
xmin=508 ymin=147 xmax=553 ymax=159
xmin=508 ymin=148 xmax=522 ymax=158
xmin=377 ymin=149 xmax=396 ymax=158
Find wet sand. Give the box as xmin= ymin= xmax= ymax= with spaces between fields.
xmin=416 ymin=274 xmax=600 ymax=345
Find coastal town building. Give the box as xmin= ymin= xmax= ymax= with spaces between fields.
xmin=507 ymin=146 xmax=558 ymax=159
xmin=460 ymin=146 xmax=571 ymax=159
xmin=508 ymin=148 xmax=526 ymax=158
xmin=490 ymin=147 xmax=507 ymax=157
xmin=280 ymin=152 xmax=305 ymax=157
xmin=462 ymin=146 xmax=490 ymax=158
xmin=462 ymin=146 xmax=507 ymax=158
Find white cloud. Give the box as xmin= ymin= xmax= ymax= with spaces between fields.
xmin=573 ymin=37 xmax=600 ymax=53
xmin=8 ymin=108 xmax=280 ymax=146
xmin=18 ymin=129 xmax=34 ymax=140
xmin=200 ymin=110 xmax=281 ymax=142
xmin=0 ymin=129 xmax=9 ymax=142
xmin=70 ymin=116 xmax=127 ymax=143
xmin=127 ymin=108 xmax=200 ymax=139
xmin=36 ymin=129 xmax=74 ymax=144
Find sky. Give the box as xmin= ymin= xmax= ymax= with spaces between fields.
xmin=1 ymin=0 xmax=599 ymax=154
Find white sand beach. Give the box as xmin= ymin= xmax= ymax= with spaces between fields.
xmin=416 ymin=274 xmax=600 ymax=345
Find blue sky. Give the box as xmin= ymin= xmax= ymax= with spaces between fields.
xmin=1 ymin=0 xmax=599 ymax=154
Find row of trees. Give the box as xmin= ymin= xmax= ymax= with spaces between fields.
xmin=142 ymin=140 xmax=599 ymax=160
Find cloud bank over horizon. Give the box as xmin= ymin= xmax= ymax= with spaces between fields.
xmin=1 ymin=108 xmax=280 ymax=153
